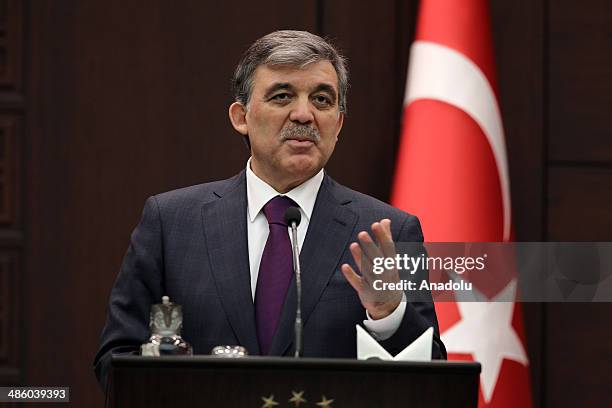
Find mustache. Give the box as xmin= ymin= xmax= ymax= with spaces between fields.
xmin=279 ymin=123 xmax=320 ymax=142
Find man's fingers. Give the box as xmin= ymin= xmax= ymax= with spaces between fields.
xmin=357 ymin=230 xmax=382 ymax=261
xmin=372 ymin=219 xmax=392 ymax=242
xmin=349 ymin=242 xmax=362 ymax=270
xmin=350 ymin=242 xmax=376 ymax=284
xmin=372 ymin=219 xmax=396 ymax=259
xmin=341 ymin=263 xmax=363 ymax=294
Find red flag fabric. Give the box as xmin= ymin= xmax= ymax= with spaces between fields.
xmin=391 ymin=1 xmax=532 ymax=406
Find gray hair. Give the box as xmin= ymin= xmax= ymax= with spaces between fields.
xmin=232 ymin=30 xmax=349 ymax=113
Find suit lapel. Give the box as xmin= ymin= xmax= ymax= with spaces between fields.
xmin=269 ymin=175 xmax=358 ymax=355
xmin=201 ymin=171 xmax=260 ymax=354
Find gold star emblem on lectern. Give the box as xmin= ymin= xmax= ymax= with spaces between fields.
xmin=261 ymin=394 xmax=279 ymax=408
xmin=289 ymin=390 xmax=307 ymax=406
xmin=316 ymin=395 xmax=334 ymax=407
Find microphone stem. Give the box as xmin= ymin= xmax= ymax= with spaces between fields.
xmin=290 ymin=221 xmax=303 ymax=358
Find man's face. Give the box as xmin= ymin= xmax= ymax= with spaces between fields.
xmin=230 ymin=60 xmax=344 ymax=192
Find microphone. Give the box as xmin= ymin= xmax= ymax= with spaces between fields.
xmin=284 ymin=206 xmax=303 ymax=358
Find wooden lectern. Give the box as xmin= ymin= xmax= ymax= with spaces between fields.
xmin=108 ymin=355 xmax=480 ymax=407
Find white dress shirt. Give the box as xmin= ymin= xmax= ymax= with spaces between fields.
xmin=245 ymin=159 xmax=406 ymax=341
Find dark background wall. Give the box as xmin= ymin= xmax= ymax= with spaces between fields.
xmin=0 ymin=0 xmax=609 ymax=406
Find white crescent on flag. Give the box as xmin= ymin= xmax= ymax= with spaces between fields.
xmin=405 ymin=41 xmax=511 ymax=241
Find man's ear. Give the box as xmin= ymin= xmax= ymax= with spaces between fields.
xmin=228 ymin=102 xmax=248 ymax=135
xmin=334 ymin=111 xmax=345 ymax=141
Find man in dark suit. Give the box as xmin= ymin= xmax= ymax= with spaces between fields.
xmin=94 ymin=30 xmax=445 ymax=390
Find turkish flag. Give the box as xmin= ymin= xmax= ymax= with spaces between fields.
xmin=391 ymin=1 xmax=533 ymax=406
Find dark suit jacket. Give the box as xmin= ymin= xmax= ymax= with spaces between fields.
xmin=94 ymin=171 xmax=446 ymax=390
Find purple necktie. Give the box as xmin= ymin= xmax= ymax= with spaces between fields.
xmin=255 ymin=195 xmax=296 ymax=355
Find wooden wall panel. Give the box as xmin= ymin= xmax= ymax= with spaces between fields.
xmin=489 ymin=1 xmax=546 ymax=405
xmin=0 ymin=0 xmax=23 ymax=91
xmin=545 ymin=1 xmax=612 ymax=407
xmin=544 ymin=303 xmax=612 ymax=407
xmin=490 ymin=0 xmax=545 ymax=242
xmin=545 ymin=167 xmax=611 ymax=407
xmin=0 ymin=0 xmax=22 ymax=389
xmin=548 ymin=0 xmax=612 ymax=162
xmin=547 ymin=167 xmax=612 ymax=241
xmin=0 ymin=252 xmax=19 ymax=384
xmin=0 ymin=116 xmax=19 ymax=225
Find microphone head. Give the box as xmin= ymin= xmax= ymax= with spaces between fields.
xmin=284 ymin=206 xmax=302 ymax=227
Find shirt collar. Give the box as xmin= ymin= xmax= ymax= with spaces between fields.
xmin=246 ymin=157 xmax=324 ymax=223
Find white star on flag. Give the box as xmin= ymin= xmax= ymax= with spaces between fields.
xmin=442 ymin=280 xmax=529 ymax=402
